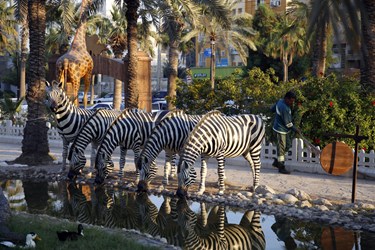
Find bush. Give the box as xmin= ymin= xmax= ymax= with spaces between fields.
xmin=174 ymin=68 xmax=375 ymax=151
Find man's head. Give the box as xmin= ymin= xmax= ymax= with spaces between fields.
xmin=284 ymin=91 xmax=296 ymax=107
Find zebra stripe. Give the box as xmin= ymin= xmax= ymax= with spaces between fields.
xmin=138 ymin=110 xmax=203 ymax=189
xmin=67 ymin=108 xmax=121 ymax=178
xmin=45 ymin=81 xmax=94 ymax=169
xmin=177 ymin=110 xmax=266 ymax=196
xmin=94 ymin=109 xmax=169 ymax=184
xmin=171 ymin=199 xmax=265 ymax=249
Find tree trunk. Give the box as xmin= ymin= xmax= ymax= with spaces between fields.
xmin=312 ymin=21 xmax=328 ymax=78
xmin=14 ymin=0 xmax=55 ymax=165
xmin=167 ymin=40 xmax=178 ymax=110
xmin=124 ymin=0 xmax=140 ymax=109
xmin=283 ymin=54 xmax=288 ymax=83
xmin=210 ymin=40 xmax=216 ymax=89
xmin=19 ymin=19 xmax=28 ymax=100
xmin=361 ymin=0 xmax=375 ymax=93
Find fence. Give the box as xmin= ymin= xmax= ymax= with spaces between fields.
xmin=1 ymin=119 xmax=374 ymax=179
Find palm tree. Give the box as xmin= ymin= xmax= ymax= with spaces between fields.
xmin=266 ymin=14 xmax=308 ymax=82
xmin=359 ymin=0 xmax=375 ymax=93
xmin=123 ymin=0 xmax=140 ymax=109
xmin=308 ymin=0 xmax=361 ymax=78
xmin=14 ymin=0 xmax=55 ymax=165
xmin=182 ymin=0 xmax=256 ymax=89
xmin=0 ymin=1 xmax=17 ymax=56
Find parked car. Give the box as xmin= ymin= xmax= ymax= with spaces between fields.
xmin=87 ymin=102 xmax=125 ymax=111
xmin=152 ymin=91 xmax=167 ymax=102
xmin=95 ymin=93 xmax=125 ymax=103
xmin=151 ymin=100 xmax=167 ymax=112
xmin=78 ymin=91 xmax=97 ymax=103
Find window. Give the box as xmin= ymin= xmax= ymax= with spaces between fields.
xmin=270 ymin=0 xmax=281 ymax=7
xmin=232 ymin=9 xmax=236 ymax=15
xmin=238 ymin=8 xmax=242 ymax=14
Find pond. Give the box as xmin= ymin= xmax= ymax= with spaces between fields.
xmin=1 ymin=179 xmax=374 ymax=249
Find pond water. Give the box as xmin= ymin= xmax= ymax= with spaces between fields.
xmin=1 ymin=179 xmax=374 ymax=249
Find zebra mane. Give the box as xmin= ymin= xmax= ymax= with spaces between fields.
xmin=108 ymin=108 xmax=143 ymax=127
xmin=186 ymin=110 xmax=222 ymax=142
xmin=163 ymin=109 xmax=185 ymax=120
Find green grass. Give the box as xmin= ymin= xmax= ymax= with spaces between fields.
xmin=6 ymin=213 xmax=163 ymax=250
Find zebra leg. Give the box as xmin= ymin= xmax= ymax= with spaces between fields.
xmin=170 ymin=154 xmax=177 ymax=178
xmin=197 ymin=157 xmax=208 ymax=195
xmin=243 ymin=152 xmax=260 ymax=192
xmin=216 ymin=156 xmax=226 ymax=195
xmin=118 ymin=147 xmax=127 ymax=179
xmin=89 ymin=143 xmax=97 ymax=173
xmin=61 ymin=141 xmax=69 ymax=171
xmin=133 ymin=149 xmax=141 ymax=184
xmin=163 ymin=152 xmax=173 ymax=186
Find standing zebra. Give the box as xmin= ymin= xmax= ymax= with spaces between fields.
xmin=94 ymin=109 xmax=169 ymax=184
xmin=177 ymin=110 xmax=266 ymax=197
xmin=137 ymin=110 xmax=206 ymax=191
xmin=67 ymin=108 xmax=122 ymax=179
xmin=45 ymin=80 xmax=94 ymax=169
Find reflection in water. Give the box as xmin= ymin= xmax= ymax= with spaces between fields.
xmin=1 ymin=179 xmax=375 ymax=250
xmin=171 ymin=198 xmax=266 ymax=249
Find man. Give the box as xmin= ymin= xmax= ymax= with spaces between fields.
xmin=271 ymin=91 xmax=300 ymax=174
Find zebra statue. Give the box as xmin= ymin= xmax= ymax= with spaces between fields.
xmin=137 ymin=110 xmax=206 ymax=192
xmin=171 ymin=198 xmax=266 ymax=250
xmin=177 ymin=110 xmax=266 ymax=197
xmin=45 ymin=80 xmax=94 ymax=169
xmin=94 ymin=109 xmax=169 ymax=184
xmin=67 ymin=108 xmax=122 ymax=179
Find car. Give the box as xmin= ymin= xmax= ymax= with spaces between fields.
xmin=95 ymin=93 xmax=125 ymax=103
xmin=152 ymin=91 xmax=167 ymax=102
xmin=151 ymin=100 xmax=167 ymax=112
xmin=87 ymin=102 xmax=114 ymax=111
xmin=78 ymin=91 xmax=97 ymax=103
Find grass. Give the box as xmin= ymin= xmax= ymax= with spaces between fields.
xmin=5 ymin=213 xmax=163 ymax=250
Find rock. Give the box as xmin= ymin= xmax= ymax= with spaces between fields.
xmin=286 ymin=188 xmax=311 ymax=201
xmin=279 ymin=194 xmax=299 ymax=204
xmin=255 ymin=185 xmax=276 ymax=195
xmin=0 ymin=187 xmax=11 ymax=223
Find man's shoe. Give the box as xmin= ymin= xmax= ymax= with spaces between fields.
xmin=279 ymin=167 xmax=290 ymax=174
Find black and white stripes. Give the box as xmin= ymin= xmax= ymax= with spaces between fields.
xmin=45 ymin=81 xmax=94 ymax=169
xmin=177 ymin=110 xmax=266 ymax=197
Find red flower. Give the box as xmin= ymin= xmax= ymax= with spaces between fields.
xmin=372 ymin=100 xmax=375 ymax=106
xmin=362 ymin=147 xmax=367 ymax=152
xmin=297 ymin=102 xmax=302 ymax=107
xmin=329 ymin=101 xmax=333 ymax=107
xmin=314 ymin=138 xmax=321 ymax=144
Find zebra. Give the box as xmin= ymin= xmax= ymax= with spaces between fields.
xmin=45 ymin=80 xmax=94 ymax=169
xmin=137 ymin=110 xmax=206 ymax=192
xmin=94 ymin=109 xmax=169 ymax=184
xmin=172 ymin=198 xmax=266 ymax=250
xmin=176 ymin=110 xmax=266 ymax=197
xmin=67 ymin=108 xmax=122 ymax=179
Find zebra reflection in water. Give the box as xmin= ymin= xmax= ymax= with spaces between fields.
xmin=171 ymin=198 xmax=266 ymax=250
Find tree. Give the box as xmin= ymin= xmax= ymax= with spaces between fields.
xmin=0 ymin=1 xmax=17 ymax=56
xmin=182 ymin=0 xmax=256 ymax=89
xmin=14 ymin=0 xmax=55 ymax=165
xmin=266 ymin=14 xmax=308 ymax=82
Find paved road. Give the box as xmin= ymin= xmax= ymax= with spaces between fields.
xmin=0 ymin=136 xmax=374 ymax=204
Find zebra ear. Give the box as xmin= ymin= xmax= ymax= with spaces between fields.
xmin=45 ymin=80 xmax=51 ymax=87
xmin=183 ymin=161 xmax=189 ymax=169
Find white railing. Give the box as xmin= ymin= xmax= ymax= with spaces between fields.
xmin=1 ymin=119 xmax=375 ymax=178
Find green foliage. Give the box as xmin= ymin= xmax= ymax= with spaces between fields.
xmin=174 ymin=68 xmax=375 ymax=151
xmin=0 ymin=95 xmax=24 ymax=123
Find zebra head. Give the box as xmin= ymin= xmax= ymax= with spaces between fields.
xmin=176 ymin=160 xmax=197 ymax=198
xmin=137 ymin=156 xmax=157 ymax=192
xmin=67 ymin=148 xmax=86 ymax=179
xmin=45 ymin=80 xmax=67 ymax=112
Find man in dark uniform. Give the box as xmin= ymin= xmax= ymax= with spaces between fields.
xmin=271 ymin=91 xmax=300 ymax=174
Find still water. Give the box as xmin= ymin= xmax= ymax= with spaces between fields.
xmin=1 ymin=179 xmax=374 ymax=249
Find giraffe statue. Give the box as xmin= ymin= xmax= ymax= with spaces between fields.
xmin=56 ymin=0 xmax=93 ymax=108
